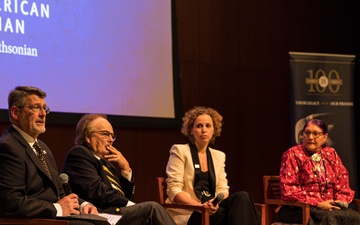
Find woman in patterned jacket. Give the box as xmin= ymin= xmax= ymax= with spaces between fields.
xmin=279 ymin=119 xmax=360 ymax=225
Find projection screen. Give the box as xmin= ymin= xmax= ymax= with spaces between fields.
xmin=0 ymin=0 xmax=182 ymax=127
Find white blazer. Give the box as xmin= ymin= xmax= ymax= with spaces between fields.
xmin=165 ymin=144 xmax=229 ymax=225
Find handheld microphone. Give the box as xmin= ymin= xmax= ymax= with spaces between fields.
xmin=58 ymin=173 xmax=72 ymax=195
xmin=212 ymin=193 xmax=225 ymax=206
xmin=331 ymin=201 xmax=348 ymax=209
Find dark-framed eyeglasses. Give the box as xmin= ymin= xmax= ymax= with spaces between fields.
xmin=17 ymin=105 xmax=50 ymax=114
xmin=303 ymin=131 xmax=323 ymax=139
xmin=92 ymin=131 xmax=116 ymax=141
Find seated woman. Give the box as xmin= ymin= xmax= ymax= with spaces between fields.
xmin=279 ymin=119 xmax=360 ymax=225
xmin=165 ymin=106 xmax=260 ymax=225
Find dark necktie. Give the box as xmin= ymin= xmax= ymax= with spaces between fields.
xmin=101 ymin=160 xmax=124 ymax=196
xmin=33 ymin=141 xmax=53 ymax=180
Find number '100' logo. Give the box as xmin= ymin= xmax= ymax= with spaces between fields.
xmin=305 ymin=69 xmax=343 ymax=94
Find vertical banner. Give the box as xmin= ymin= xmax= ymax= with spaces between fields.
xmin=289 ymin=52 xmax=357 ymax=194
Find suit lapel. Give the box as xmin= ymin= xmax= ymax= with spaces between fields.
xmin=9 ymin=126 xmax=59 ymax=192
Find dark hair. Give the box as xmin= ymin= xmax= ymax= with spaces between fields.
xmin=302 ymin=119 xmax=328 ymax=134
xmin=8 ymin=86 xmax=46 ymax=120
xmin=75 ymin=114 xmax=108 ymax=145
xmin=302 ymin=119 xmax=328 ymax=147
xmin=8 ymin=86 xmax=46 ymax=109
xmin=181 ymin=106 xmax=223 ymax=144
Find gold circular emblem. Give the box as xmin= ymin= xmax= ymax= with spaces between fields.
xmin=311 ymin=153 xmax=321 ymax=162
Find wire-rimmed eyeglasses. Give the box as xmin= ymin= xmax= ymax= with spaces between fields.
xmin=17 ymin=105 xmax=50 ymax=114
xmin=92 ymin=131 xmax=116 ymax=141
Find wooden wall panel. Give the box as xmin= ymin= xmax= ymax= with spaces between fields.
xmin=179 ymin=62 xmax=202 ymax=110
xmin=198 ymin=0 xmax=290 ymax=71
xmin=190 ymin=64 xmax=292 ymax=202
xmin=175 ymin=0 xmax=200 ymax=61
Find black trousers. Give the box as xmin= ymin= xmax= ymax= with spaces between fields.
xmin=278 ymin=204 xmax=360 ymax=225
xmin=119 ymin=201 xmax=176 ymax=225
xmin=187 ymin=191 xmax=260 ymax=225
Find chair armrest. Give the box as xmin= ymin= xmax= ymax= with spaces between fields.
xmin=266 ymin=199 xmax=308 ymax=207
xmin=161 ymin=203 xmax=205 ymax=210
xmin=162 ymin=203 xmax=210 ymax=225
xmin=255 ymin=203 xmax=266 ymax=225
xmin=265 ymin=199 xmax=310 ymax=224
xmin=352 ymin=199 xmax=360 ymax=213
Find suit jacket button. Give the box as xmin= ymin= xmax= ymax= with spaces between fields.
xmin=116 ymin=207 xmax=120 ymax=212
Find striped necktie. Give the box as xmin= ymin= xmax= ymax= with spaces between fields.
xmin=33 ymin=141 xmax=53 ymax=180
xmin=101 ymin=160 xmax=124 ymax=196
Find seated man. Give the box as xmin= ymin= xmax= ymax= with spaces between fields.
xmin=61 ymin=113 xmax=176 ymax=225
xmin=0 ymin=86 xmax=98 ymax=225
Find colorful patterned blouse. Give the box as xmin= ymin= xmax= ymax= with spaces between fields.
xmin=279 ymin=144 xmax=354 ymax=206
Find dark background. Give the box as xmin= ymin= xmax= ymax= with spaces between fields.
xmin=1 ymin=0 xmax=359 ymax=204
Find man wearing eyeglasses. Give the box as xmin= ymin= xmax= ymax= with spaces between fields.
xmin=61 ymin=114 xmax=176 ymax=225
xmin=0 ymin=86 xmax=99 ymax=224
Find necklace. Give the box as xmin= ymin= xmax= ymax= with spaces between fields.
xmin=311 ymin=153 xmax=321 ymax=162
xmin=310 ymin=150 xmax=329 ymax=194
xmin=311 ymin=153 xmax=322 ymax=173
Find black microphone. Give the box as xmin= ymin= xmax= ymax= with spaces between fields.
xmin=212 ymin=193 xmax=225 ymax=206
xmin=58 ymin=173 xmax=72 ymax=195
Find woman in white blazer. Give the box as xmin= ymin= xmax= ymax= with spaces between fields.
xmin=166 ymin=106 xmax=260 ymax=225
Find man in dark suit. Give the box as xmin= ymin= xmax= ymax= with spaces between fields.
xmin=0 ymin=86 xmax=98 ymax=223
xmin=61 ymin=114 xmax=177 ymax=225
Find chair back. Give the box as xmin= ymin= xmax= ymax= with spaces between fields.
xmin=156 ymin=177 xmax=167 ymax=204
xmin=263 ymin=175 xmax=310 ymax=225
xmin=263 ymin=175 xmax=282 ymax=203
